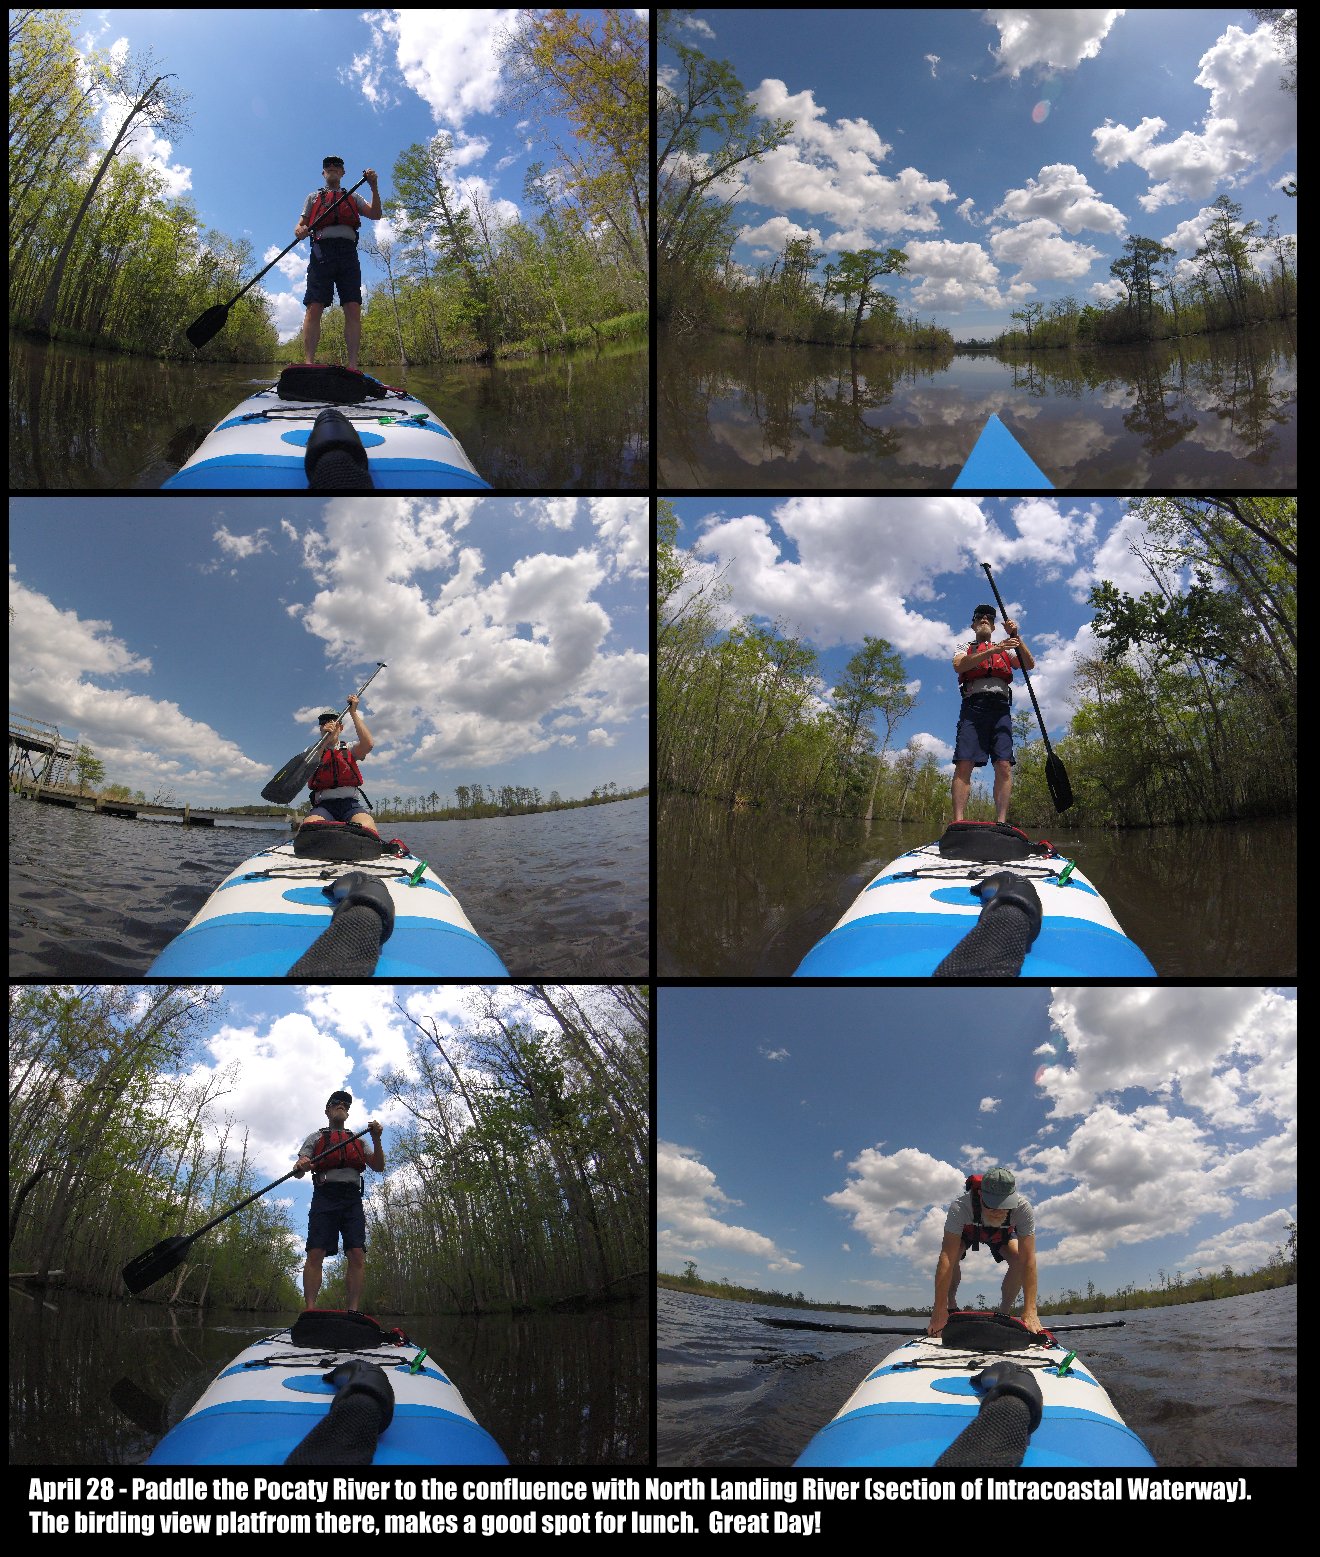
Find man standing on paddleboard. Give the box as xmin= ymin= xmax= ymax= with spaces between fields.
xmin=951 ymin=603 xmax=1036 ymax=823
xmin=293 ymin=1091 xmax=385 ymax=1312
xmin=295 ymin=156 xmax=382 ymax=373
xmin=300 ymin=693 xmax=379 ymax=834
xmin=928 ymin=1167 xmax=1041 ymax=1335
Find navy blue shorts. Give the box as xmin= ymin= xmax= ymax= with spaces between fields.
xmin=954 ymin=696 xmax=1015 ymax=767
xmin=307 ymin=1184 xmax=366 ymax=1255
xmin=307 ymin=795 xmax=372 ymax=823
xmin=304 ymin=237 xmax=362 ymax=307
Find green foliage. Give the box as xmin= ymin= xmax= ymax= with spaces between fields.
xmin=10 ymin=12 xmax=646 ymax=365
xmin=999 ymin=199 xmax=1295 ymax=349
xmin=11 ymin=986 xmax=647 ymax=1317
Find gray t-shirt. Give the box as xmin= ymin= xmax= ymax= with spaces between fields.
xmin=300 ymin=1129 xmax=366 ymax=1188
xmin=944 ymin=1189 xmax=1035 ymax=1239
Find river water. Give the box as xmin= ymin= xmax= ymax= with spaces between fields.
xmin=9 ymin=794 xmax=649 ymax=977
xmin=658 ymin=324 xmax=1296 ymax=490
xmin=658 ymin=795 xmax=1296 ymax=978
xmin=657 ymin=1285 xmax=1295 ymax=1468
xmin=9 ymin=335 xmax=649 ymax=491
xmin=9 ymin=1288 xmax=647 ymax=1466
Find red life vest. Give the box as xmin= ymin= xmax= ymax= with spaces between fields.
xmin=306 ymin=186 xmax=362 ymax=233
xmin=959 ymin=640 xmax=1014 ymax=688
xmin=311 ymin=1128 xmax=368 ymax=1185
xmin=960 ymin=1173 xmax=1014 ymax=1252
xmin=309 ymin=742 xmax=364 ymax=797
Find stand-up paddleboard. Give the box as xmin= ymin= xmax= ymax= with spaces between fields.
xmin=164 ymin=383 xmax=490 ymax=490
xmin=793 ymin=1313 xmax=1155 ymax=1468
xmin=953 ymin=413 xmax=1053 ymax=490
xmin=148 ymin=837 xmax=508 ymax=977
xmin=795 ymin=832 xmax=1155 ymax=977
xmin=146 ymin=1327 xmax=508 ymax=1465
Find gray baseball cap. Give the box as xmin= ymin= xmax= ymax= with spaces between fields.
xmin=980 ymin=1167 xmax=1022 ymax=1209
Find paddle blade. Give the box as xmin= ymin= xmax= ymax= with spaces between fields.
xmin=185 ymin=304 xmax=230 ymax=349
xmin=261 ymin=735 xmax=329 ymax=805
xmin=1045 ymin=752 xmax=1073 ymax=812
xmin=121 ymin=1234 xmax=196 ymax=1295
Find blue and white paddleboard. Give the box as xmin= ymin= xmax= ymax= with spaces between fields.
xmin=148 ymin=838 xmax=508 ymax=978
xmin=147 ymin=1328 xmax=508 ymax=1465
xmin=953 ymin=413 xmax=1053 ymax=490
xmin=795 ymin=1327 xmax=1155 ymax=1468
xmin=163 ymin=383 xmax=490 ymax=490
xmin=794 ymin=840 xmax=1155 ymax=977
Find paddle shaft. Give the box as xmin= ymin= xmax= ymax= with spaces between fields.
xmin=979 ymin=562 xmax=1054 ymax=756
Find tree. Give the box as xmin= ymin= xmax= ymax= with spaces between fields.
xmin=1109 ymin=234 xmax=1176 ymax=336
xmin=497 ymin=10 xmax=649 ymax=278
xmin=33 ymin=49 xmax=191 ymax=334
xmin=830 ymin=636 xmax=915 ymax=818
xmin=74 ymin=745 xmax=104 ymax=795
xmin=656 ymin=11 xmax=793 ymax=272
xmin=834 ymin=248 xmax=909 ymax=346
xmin=1194 ymin=196 xmax=1262 ymax=327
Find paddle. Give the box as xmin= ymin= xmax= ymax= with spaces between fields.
xmin=756 ymin=1315 xmax=1126 ymax=1335
xmin=980 ymin=561 xmax=1073 ymax=812
xmin=184 ymin=176 xmax=369 ymax=349
xmin=121 ymin=1126 xmax=373 ymax=1296
xmin=261 ymin=662 xmax=386 ymax=806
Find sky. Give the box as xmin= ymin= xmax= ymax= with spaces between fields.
xmin=665 ymin=493 xmax=1183 ymax=786
xmin=8 ymin=495 xmax=648 ymax=806
xmin=140 ymin=983 xmax=567 ymax=1277
xmin=658 ymin=986 xmax=1297 ymax=1308
xmin=76 ymin=9 xmax=619 ymax=342
xmin=662 ymin=9 xmax=1297 ymax=335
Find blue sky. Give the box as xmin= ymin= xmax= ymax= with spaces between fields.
xmin=658 ymin=987 xmax=1297 ymax=1308
xmin=666 ymin=494 xmax=1181 ymax=786
xmin=8 ymin=496 xmax=647 ymax=806
xmin=662 ymin=10 xmax=1296 ymax=335
xmin=78 ymin=9 xmax=612 ymax=342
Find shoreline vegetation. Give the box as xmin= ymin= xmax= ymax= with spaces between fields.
xmin=12 ymin=777 xmax=647 ymax=824
xmin=658 ymin=496 xmax=1295 ymax=831
xmin=12 ymin=985 xmax=649 ymax=1317
xmin=11 ymin=12 xmax=647 ymax=368
xmin=659 ymin=1232 xmax=1297 ymax=1317
xmin=657 ymin=15 xmax=1295 ymax=353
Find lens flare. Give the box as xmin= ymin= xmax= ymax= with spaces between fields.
xmin=1032 ymin=100 xmax=1050 ymax=124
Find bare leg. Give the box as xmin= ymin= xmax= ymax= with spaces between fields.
xmin=344 ymin=302 xmax=362 ymax=372
xmin=952 ymin=761 xmax=974 ymax=822
xmin=303 ymin=1248 xmax=326 ymax=1308
xmin=303 ymin=302 xmax=325 ymax=364
xmin=993 ymin=759 xmax=1013 ymax=823
xmin=345 ymin=1248 xmax=366 ymax=1311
